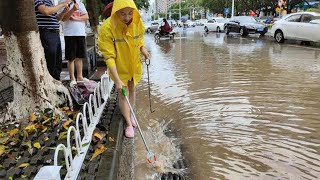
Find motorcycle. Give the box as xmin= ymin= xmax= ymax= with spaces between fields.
xmin=154 ymin=28 xmax=175 ymax=40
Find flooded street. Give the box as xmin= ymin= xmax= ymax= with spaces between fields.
xmin=134 ymin=29 xmax=320 ymax=179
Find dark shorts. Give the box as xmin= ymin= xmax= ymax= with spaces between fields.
xmin=64 ymin=36 xmax=86 ymax=61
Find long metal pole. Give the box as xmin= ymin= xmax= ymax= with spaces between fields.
xmin=179 ymin=0 xmax=181 ymax=19
xmin=231 ymin=0 xmax=235 ymax=17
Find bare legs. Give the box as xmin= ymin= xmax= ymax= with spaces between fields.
xmin=119 ymin=80 xmax=135 ymax=127
xmin=67 ymin=58 xmax=85 ymax=82
xmin=75 ymin=58 xmax=85 ymax=81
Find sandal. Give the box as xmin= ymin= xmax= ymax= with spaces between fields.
xmin=77 ymin=77 xmax=90 ymax=83
xmin=125 ymin=126 xmax=134 ymax=138
xmin=70 ymin=80 xmax=77 ymax=87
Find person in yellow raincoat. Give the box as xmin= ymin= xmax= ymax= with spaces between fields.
xmin=98 ymin=0 xmax=150 ymax=138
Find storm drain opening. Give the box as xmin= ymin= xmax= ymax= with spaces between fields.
xmin=160 ymin=128 xmax=188 ymax=180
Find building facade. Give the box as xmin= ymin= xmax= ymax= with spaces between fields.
xmin=156 ymin=0 xmax=179 ymax=13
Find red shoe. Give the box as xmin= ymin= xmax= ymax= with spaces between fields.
xmin=131 ymin=114 xmax=137 ymax=128
xmin=125 ymin=126 xmax=134 ymax=138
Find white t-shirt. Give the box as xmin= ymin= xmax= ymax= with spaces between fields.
xmin=59 ymin=0 xmax=88 ymax=36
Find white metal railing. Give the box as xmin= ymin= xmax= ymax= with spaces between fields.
xmin=34 ymin=73 xmax=114 ymax=180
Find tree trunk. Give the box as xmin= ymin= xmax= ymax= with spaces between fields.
xmin=87 ymin=0 xmax=99 ymax=33
xmin=0 ymin=0 xmax=72 ymax=121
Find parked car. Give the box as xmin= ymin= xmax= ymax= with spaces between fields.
xmin=204 ymin=18 xmax=228 ymax=32
xmin=224 ymin=16 xmax=268 ymax=36
xmin=270 ymin=12 xmax=320 ymax=43
xmin=145 ymin=21 xmax=159 ymax=33
xmin=178 ymin=19 xmax=191 ymax=28
xmin=189 ymin=20 xmax=203 ymax=27
xmin=168 ymin=20 xmax=178 ymax=27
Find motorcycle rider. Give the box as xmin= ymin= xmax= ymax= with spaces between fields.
xmin=159 ymin=18 xmax=172 ymax=35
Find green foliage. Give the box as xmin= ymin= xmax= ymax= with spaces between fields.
xmin=198 ymin=0 xmax=276 ymax=15
xmin=306 ymin=8 xmax=320 ymax=12
xmin=134 ymin=0 xmax=150 ymax=10
xmin=168 ymin=0 xmax=195 ymax=19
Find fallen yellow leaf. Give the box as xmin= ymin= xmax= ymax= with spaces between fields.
xmin=0 ymin=137 xmax=9 ymax=144
xmin=63 ymin=120 xmax=73 ymax=130
xmin=109 ymin=137 xmax=115 ymax=142
xmin=18 ymin=163 xmax=30 ymax=168
xmin=9 ymin=129 xmax=19 ymax=137
xmin=25 ymin=124 xmax=37 ymax=134
xmin=0 ymin=131 xmax=6 ymax=137
xmin=90 ymin=144 xmax=106 ymax=161
xmin=94 ymin=133 xmax=103 ymax=141
xmin=41 ymin=127 xmax=48 ymax=133
xmin=44 ymin=137 xmax=49 ymax=141
xmin=0 ymin=145 xmax=6 ymax=156
xmin=33 ymin=142 xmax=41 ymax=149
xmin=58 ymin=131 xmax=68 ymax=140
xmin=92 ymin=129 xmax=106 ymax=143
xmin=42 ymin=117 xmax=51 ymax=125
xmin=62 ymin=107 xmax=69 ymax=111
xmin=29 ymin=113 xmax=37 ymax=122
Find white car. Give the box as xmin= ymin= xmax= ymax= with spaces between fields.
xmin=204 ymin=18 xmax=228 ymax=32
xmin=145 ymin=21 xmax=160 ymax=33
xmin=271 ymin=12 xmax=320 ymax=43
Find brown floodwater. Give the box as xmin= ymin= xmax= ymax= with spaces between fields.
xmin=134 ymin=31 xmax=320 ymax=180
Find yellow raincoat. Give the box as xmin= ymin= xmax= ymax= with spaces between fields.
xmin=98 ymin=0 xmax=145 ymax=86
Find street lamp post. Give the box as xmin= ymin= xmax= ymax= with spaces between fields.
xmin=179 ymin=0 xmax=181 ymax=20
xmin=231 ymin=0 xmax=235 ymax=17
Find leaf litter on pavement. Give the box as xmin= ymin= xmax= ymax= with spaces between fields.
xmin=0 ymin=105 xmax=112 ymax=178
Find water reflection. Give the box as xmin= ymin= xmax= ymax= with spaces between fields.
xmin=135 ymin=33 xmax=320 ymax=179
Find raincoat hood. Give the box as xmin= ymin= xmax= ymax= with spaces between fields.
xmin=110 ymin=0 xmax=141 ymax=25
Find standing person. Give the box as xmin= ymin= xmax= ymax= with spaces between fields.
xmin=98 ymin=0 xmax=150 ymax=138
xmin=34 ymin=0 xmax=70 ymax=80
xmin=59 ymin=0 xmax=89 ymax=86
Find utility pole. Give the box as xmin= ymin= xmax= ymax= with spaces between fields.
xmin=179 ymin=0 xmax=181 ymax=20
xmin=231 ymin=0 xmax=235 ymax=17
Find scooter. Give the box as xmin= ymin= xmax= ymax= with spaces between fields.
xmin=154 ymin=28 xmax=175 ymax=40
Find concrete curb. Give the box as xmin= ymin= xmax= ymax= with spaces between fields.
xmin=96 ymin=103 xmax=125 ymax=180
xmin=108 ymin=116 xmax=123 ymax=180
xmin=96 ymin=99 xmax=135 ymax=180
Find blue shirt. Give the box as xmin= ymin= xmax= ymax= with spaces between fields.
xmin=34 ymin=0 xmax=60 ymax=30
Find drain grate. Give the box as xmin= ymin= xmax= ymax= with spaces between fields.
xmin=161 ymin=129 xmax=187 ymax=180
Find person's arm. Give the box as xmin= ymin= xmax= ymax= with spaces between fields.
xmin=61 ymin=2 xmax=78 ymax=21
xmin=70 ymin=3 xmax=89 ymax=21
xmin=70 ymin=13 xmax=89 ymax=21
xmin=98 ymin=24 xmax=124 ymax=92
xmin=139 ymin=20 xmax=150 ymax=60
xmin=57 ymin=7 xmax=69 ymax=20
xmin=37 ymin=1 xmax=69 ymax=16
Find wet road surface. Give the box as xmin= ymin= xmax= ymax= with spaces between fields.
xmin=134 ymin=29 xmax=320 ymax=179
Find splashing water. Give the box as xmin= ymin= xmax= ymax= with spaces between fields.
xmin=134 ymin=117 xmax=185 ymax=179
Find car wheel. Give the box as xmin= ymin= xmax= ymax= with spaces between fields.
xmin=204 ymin=26 xmax=209 ymax=32
xmin=217 ymin=27 xmax=220 ymax=33
xmin=225 ymin=27 xmax=229 ymax=35
xmin=147 ymin=28 xmax=151 ymax=33
xmin=240 ymin=27 xmax=247 ymax=36
xmin=274 ymin=30 xmax=284 ymax=43
xmin=154 ymin=34 xmax=160 ymax=40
